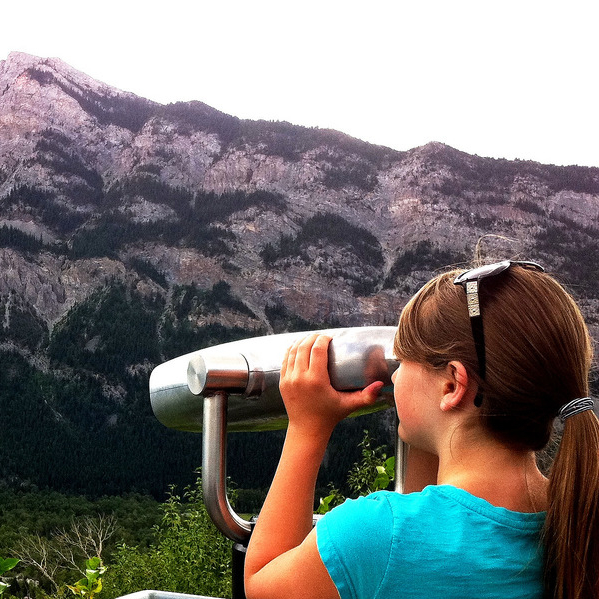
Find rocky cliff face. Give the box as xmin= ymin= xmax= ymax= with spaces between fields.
xmin=0 ymin=51 xmax=598 ymax=495
xmin=2 ymin=52 xmax=598 ymax=332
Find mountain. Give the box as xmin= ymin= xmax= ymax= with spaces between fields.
xmin=0 ymin=51 xmax=598 ymax=497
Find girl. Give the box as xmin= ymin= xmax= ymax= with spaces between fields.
xmin=244 ymin=261 xmax=598 ymax=599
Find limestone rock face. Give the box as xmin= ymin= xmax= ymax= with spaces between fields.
xmin=0 ymin=50 xmax=598 ymax=337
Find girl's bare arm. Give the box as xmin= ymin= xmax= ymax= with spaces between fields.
xmin=244 ymin=334 xmax=383 ymax=599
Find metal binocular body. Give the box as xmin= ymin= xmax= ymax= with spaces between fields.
xmin=149 ymin=326 xmax=403 ymax=544
xmin=150 ymin=326 xmax=400 ymax=433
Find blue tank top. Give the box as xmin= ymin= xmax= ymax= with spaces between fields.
xmin=316 ymin=485 xmax=545 ymax=599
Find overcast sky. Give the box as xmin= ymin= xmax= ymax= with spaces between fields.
xmin=1 ymin=0 xmax=597 ymax=167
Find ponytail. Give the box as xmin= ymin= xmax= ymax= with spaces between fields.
xmin=544 ymin=409 xmax=599 ymax=599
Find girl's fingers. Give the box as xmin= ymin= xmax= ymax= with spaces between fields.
xmin=292 ymin=333 xmax=320 ymax=373
xmin=308 ymin=335 xmax=333 ymax=379
xmin=279 ymin=334 xmax=386 ymax=431
xmin=284 ymin=337 xmax=303 ymax=372
xmin=280 ymin=345 xmax=291 ymax=378
xmin=361 ymin=380 xmax=385 ymax=403
xmin=281 ymin=334 xmax=315 ymax=381
xmin=340 ymin=381 xmax=383 ymax=409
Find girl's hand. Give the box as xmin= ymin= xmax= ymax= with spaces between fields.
xmin=279 ymin=334 xmax=384 ymax=437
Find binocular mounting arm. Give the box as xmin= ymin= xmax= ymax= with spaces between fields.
xmin=202 ymin=390 xmax=408 ymax=544
xmin=203 ymin=392 xmax=253 ymax=544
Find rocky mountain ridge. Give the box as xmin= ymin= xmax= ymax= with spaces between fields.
xmin=0 ymin=51 xmax=598 ymax=495
xmin=2 ymin=52 xmax=598 ymax=328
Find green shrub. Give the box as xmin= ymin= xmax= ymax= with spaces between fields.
xmin=102 ymin=474 xmax=232 ymax=599
xmin=317 ymin=431 xmax=395 ymax=514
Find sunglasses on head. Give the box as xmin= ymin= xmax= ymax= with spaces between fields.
xmin=453 ymin=260 xmax=545 ymax=406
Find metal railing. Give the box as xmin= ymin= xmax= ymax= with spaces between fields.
xmin=116 ymin=591 xmax=226 ymax=599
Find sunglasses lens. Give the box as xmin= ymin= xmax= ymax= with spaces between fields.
xmin=454 ymin=261 xmax=511 ymax=285
xmin=454 ymin=260 xmax=544 ymax=286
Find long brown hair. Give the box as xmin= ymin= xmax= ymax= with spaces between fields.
xmin=393 ymin=265 xmax=599 ymax=599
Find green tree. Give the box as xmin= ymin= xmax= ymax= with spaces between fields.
xmin=67 ymin=557 xmax=106 ymax=599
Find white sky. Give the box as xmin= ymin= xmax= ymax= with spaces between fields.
xmin=1 ymin=0 xmax=598 ymax=167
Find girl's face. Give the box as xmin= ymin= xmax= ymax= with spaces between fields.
xmin=391 ymin=360 xmax=445 ymax=451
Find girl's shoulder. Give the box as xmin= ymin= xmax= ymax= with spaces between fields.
xmin=318 ymin=485 xmax=545 ymax=550
xmin=380 ymin=485 xmax=545 ymax=530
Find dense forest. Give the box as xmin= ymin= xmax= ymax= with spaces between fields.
xmin=0 ymin=278 xmax=394 ymax=499
xmin=0 ymin=431 xmax=395 ymax=599
xmin=0 ymin=272 xmax=394 ymax=599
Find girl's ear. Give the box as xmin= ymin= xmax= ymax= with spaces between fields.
xmin=439 ymin=361 xmax=474 ymax=411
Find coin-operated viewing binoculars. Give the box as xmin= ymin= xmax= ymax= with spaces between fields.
xmin=149 ymin=326 xmax=404 ymax=599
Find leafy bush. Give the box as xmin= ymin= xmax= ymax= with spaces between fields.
xmin=102 ymin=475 xmax=232 ymax=599
xmin=0 ymin=557 xmax=19 ymax=597
xmin=67 ymin=557 xmax=106 ymax=599
xmin=317 ymin=431 xmax=395 ymax=514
